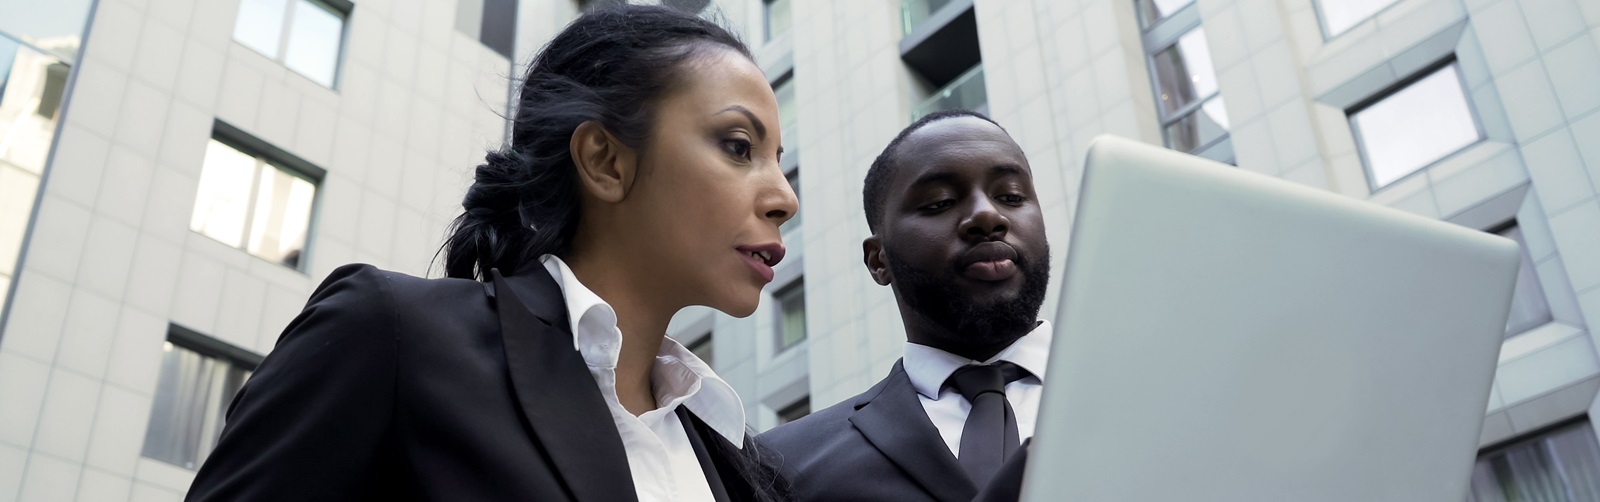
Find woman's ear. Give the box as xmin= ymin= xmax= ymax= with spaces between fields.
xmin=570 ymin=120 xmax=639 ymax=203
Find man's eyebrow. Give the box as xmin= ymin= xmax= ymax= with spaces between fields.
xmin=714 ymin=105 xmax=767 ymax=140
xmin=907 ymin=170 xmax=959 ymax=188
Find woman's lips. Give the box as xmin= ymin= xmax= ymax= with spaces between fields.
xmin=739 ymin=251 xmax=776 ymax=283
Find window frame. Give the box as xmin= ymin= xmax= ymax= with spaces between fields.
xmin=776 ymin=395 xmax=810 ymax=425
xmin=233 ymin=0 xmax=352 ymax=88
xmin=1346 ymin=58 xmax=1485 ymax=192
xmin=193 ymin=121 xmax=325 ymax=272
xmin=773 ymin=278 xmax=806 ymax=353
xmin=1488 ymin=220 xmax=1554 ymax=338
xmin=1137 ymin=1 xmax=1231 ymax=161
xmin=141 ymin=324 xmax=264 ymax=470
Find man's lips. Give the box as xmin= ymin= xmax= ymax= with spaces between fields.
xmin=957 ymin=241 xmax=1020 ymax=282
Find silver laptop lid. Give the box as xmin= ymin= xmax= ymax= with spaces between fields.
xmin=1025 ymin=135 xmax=1520 ymax=501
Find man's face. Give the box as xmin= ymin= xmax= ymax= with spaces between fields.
xmin=866 ymin=116 xmax=1051 ymax=351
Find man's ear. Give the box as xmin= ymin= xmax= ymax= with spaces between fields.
xmin=864 ymin=236 xmax=893 ymax=286
xmin=570 ymin=120 xmax=639 ymax=203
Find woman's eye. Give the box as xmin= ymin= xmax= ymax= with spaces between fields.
xmin=723 ymin=139 xmax=753 ymax=160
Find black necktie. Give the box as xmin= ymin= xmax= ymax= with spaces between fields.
xmin=946 ymin=362 xmax=1030 ymax=486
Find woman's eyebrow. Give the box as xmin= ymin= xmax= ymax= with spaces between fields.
xmin=714 ymin=105 xmax=767 ymax=140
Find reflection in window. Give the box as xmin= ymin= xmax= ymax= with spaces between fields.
xmin=1135 ymin=0 xmax=1196 ymax=29
xmin=1149 ymin=27 xmax=1229 ymax=154
xmin=774 ymin=74 xmax=797 ymax=151
xmin=777 ymin=396 xmax=810 ymax=425
xmin=0 ymin=0 xmax=93 ymax=62
xmin=687 ymin=332 xmax=714 ymax=368
xmin=0 ymin=37 xmax=67 ymax=313
xmin=775 ymin=279 xmax=806 ymax=352
xmin=765 ymin=0 xmax=792 ymax=42
xmin=191 ymin=139 xmax=317 ymax=269
xmin=1467 ymin=421 xmax=1600 ymax=501
xmin=1494 ymin=223 xmax=1552 ymax=337
xmin=233 ymin=0 xmax=347 ymax=87
xmin=1350 ymin=63 xmax=1481 ymax=189
xmin=1316 ymin=0 xmax=1401 ymax=38
xmin=142 ymin=334 xmax=258 ymax=470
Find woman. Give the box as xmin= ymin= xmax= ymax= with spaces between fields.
xmin=186 ymin=5 xmax=796 ymax=501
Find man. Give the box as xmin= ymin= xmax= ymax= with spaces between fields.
xmin=759 ymin=110 xmax=1052 ymax=502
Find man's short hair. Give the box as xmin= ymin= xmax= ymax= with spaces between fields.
xmin=862 ymin=109 xmax=1005 ymax=234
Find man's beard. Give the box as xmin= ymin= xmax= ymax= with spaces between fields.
xmin=886 ymin=244 xmax=1051 ymax=346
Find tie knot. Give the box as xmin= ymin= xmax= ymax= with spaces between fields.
xmin=945 ymin=362 xmax=1029 ymax=403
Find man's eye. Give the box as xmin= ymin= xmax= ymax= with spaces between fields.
xmin=920 ymin=199 xmax=955 ymax=211
xmin=998 ymin=194 xmax=1026 ymax=204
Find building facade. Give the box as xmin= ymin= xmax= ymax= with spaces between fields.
xmin=1 ymin=0 xmax=1598 ymax=500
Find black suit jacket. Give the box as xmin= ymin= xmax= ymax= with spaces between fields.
xmin=757 ymin=361 xmax=1030 ymax=502
xmin=187 ymin=263 xmax=765 ymax=501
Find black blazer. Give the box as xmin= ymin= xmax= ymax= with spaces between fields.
xmin=757 ymin=361 xmax=1029 ymax=502
xmin=186 ymin=263 xmax=766 ymax=501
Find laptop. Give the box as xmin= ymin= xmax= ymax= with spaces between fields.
xmin=1023 ymin=135 xmax=1521 ymax=501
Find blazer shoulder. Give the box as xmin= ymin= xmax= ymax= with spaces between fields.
xmin=758 ymin=371 xmax=895 ymax=449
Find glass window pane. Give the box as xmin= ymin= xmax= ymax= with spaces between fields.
xmin=234 ymin=0 xmax=290 ymax=59
xmin=1351 ymin=65 xmax=1481 ymax=188
xmin=246 ymin=165 xmax=316 ymax=268
xmin=1469 ymin=422 xmax=1600 ymax=501
xmin=283 ymin=0 xmax=344 ymax=87
xmin=777 ymin=397 xmax=810 ymax=425
xmin=780 ymin=169 xmax=801 ymax=236
xmin=1136 ymin=0 xmax=1196 ymax=28
xmin=774 ymin=76 xmax=797 ymax=150
xmin=143 ymin=342 xmax=220 ymax=469
xmin=1152 ymin=28 xmax=1219 ymax=118
xmin=0 ymin=0 xmax=93 ymax=62
xmin=776 ymin=281 xmax=806 ymax=350
xmin=191 ymin=141 xmax=260 ymax=248
xmin=0 ymin=41 xmax=68 ymax=175
xmin=1318 ymin=0 xmax=1401 ymax=37
xmin=1497 ymin=225 xmax=1552 ymax=336
xmin=1164 ymin=96 xmax=1229 ymax=153
xmin=765 ymin=0 xmax=792 ymax=42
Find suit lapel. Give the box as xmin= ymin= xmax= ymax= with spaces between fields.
xmin=849 ymin=360 xmax=977 ymax=502
xmin=678 ymin=407 xmax=735 ymax=502
xmin=492 ymin=269 xmax=636 ymax=501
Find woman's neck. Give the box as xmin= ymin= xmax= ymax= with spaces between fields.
xmin=563 ymin=247 xmax=674 ymax=417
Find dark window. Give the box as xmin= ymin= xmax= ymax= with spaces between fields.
xmin=142 ymin=326 xmax=262 ymax=470
xmin=1468 ymin=421 xmax=1600 ymax=501
xmin=777 ymin=396 xmax=810 ymax=425
xmin=775 ymin=279 xmax=806 ymax=352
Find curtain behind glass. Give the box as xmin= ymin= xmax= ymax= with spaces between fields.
xmin=142 ymin=343 xmax=252 ymax=469
xmin=1467 ymin=422 xmax=1600 ymax=501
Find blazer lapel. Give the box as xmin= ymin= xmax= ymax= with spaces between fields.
xmin=492 ymin=268 xmax=636 ymax=501
xmin=849 ymin=360 xmax=977 ymax=502
xmin=677 ymin=407 xmax=735 ymax=502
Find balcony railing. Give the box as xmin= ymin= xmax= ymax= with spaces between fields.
xmin=912 ymin=64 xmax=986 ymax=121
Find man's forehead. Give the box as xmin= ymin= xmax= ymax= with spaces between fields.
xmin=894 ymin=119 xmax=1030 ymax=184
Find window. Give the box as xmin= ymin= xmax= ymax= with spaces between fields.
xmin=454 ymin=0 xmax=518 ymax=59
xmin=190 ymin=133 xmax=319 ymax=270
xmin=781 ymin=168 xmax=801 ymax=235
xmin=1146 ymin=25 xmax=1230 ymax=156
xmin=1467 ymin=421 xmax=1600 ymax=501
xmin=764 ymin=0 xmax=791 ymax=42
xmin=142 ymin=326 xmax=262 ymax=470
xmin=687 ymin=332 xmax=713 ymax=368
xmin=777 ymin=396 xmax=810 ymax=425
xmin=1493 ymin=222 xmax=1553 ymax=337
xmin=774 ymin=279 xmax=806 ymax=352
xmin=773 ymin=74 xmax=797 ymax=153
xmin=233 ymin=0 xmax=348 ymax=87
xmin=1316 ymin=0 xmax=1401 ymax=38
xmin=1349 ymin=62 xmax=1481 ymax=189
xmin=1135 ymin=0 xmax=1195 ymax=29
xmin=911 ymin=63 xmax=987 ymax=121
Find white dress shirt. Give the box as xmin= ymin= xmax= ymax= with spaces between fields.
xmin=541 ymin=255 xmax=746 ymax=502
xmin=902 ymin=321 xmax=1052 ymax=458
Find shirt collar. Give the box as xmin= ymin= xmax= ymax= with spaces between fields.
xmin=538 ymin=254 xmax=746 ymax=445
xmin=902 ymin=320 xmax=1053 ymax=400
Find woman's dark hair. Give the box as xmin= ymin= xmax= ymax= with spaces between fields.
xmin=442 ymin=4 xmax=754 ymax=282
xmin=440 ymin=5 xmax=789 ymax=501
